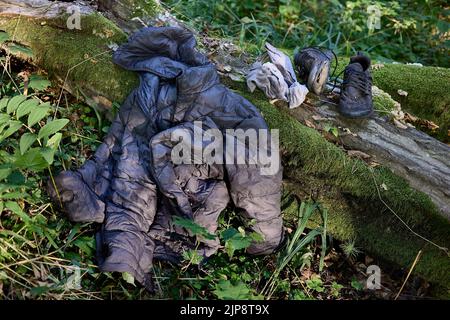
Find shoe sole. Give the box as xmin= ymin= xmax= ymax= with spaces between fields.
xmin=339 ymin=109 xmax=374 ymax=119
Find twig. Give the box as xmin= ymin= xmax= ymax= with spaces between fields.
xmin=0 ymin=60 xmax=22 ymax=93
xmin=54 ymin=50 xmax=111 ymax=116
xmin=395 ymin=250 xmax=423 ymax=300
xmin=370 ymin=169 xmax=449 ymax=255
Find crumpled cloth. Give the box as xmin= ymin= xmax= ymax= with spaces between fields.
xmin=246 ymin=43 xmax=308 ymax=109
xmin=47 ymin=27 xmax=284 ymax=291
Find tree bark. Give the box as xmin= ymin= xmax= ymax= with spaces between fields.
xmin=290 ymin=98 xmax=450 ymax=218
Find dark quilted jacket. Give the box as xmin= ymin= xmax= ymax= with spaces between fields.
xmin=47 ymin=27 xmax=284 ymax=290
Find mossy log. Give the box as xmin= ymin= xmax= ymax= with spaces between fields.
xmin=1 ymin=0 xmax=449 ymax=296
xmin=288 ymin=96 xmax=450 ymax=219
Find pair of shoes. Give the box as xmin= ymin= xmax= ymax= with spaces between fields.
xmin=294 ymin=48 xmax=373 ymax=118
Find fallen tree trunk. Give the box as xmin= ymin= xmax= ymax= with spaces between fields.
xmin=1 ymin=0 xmax=449 ymax=296
xmin=290 ymin=96 xmax=450 ymax=218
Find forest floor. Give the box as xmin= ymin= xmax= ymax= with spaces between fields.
xmin=0 ymin=54 xmax=436 ymax=300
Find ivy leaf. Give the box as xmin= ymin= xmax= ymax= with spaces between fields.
xmin=5 ymin=171 xmax=25 ymax=185
xmin=16 ymin=99 xmax=39 ymax=119
xmin=19 ymin=132 xmax=37 ymax=155
xmin=27 ymin=103 xmax=50 ymax=127
xmin=330 ymin=127 xmax=339 ymax=137
xmin=172 ymin=216 xmax=216 ymax=240
xmin=30 ymin=286 xmax=51 ymax=298
xmin=28 ymin=75 xmax=51 ymax=91
xmin=6 ymin=95 xmax=26 ymax=114
xmin=38 ymin=118 xmax=69 ymax=139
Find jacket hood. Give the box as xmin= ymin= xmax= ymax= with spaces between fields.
xmin=177 ymin=64 xmax=220 ymax=94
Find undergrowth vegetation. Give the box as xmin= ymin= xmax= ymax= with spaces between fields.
xmin=0 ymin=54 xmax=405 ymax=300
xmin=164 ymin=0 xmax=449 ymax=67
xmin=0 ymin=0 xmax=447 ymax=300
xmin=0 ymin=48 xmax=355 ymax=300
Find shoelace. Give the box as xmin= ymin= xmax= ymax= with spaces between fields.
xmin=342 ymin=68 xmax=372 ymax=96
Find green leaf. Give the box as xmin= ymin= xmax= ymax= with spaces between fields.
xmin=73 ymin=236 xmax=95 ymax=256
xmin=30 ymin=286 xmax=50 ymax=297
xmin=0 ymin=120 xmax=22 ymax=141
xmin=221 ymin=228 xmax=252 ymax=258
xmin=306 ymin=276 xmax=325 ymax=293
xmin=331 ymin=282 xmax=344 ymax=297
xmin=28 ymin=75 xmax=51 ymax=91
xmin=350 ymin=278 xmax=364 ymax=291
xmin=330 ymin=127 xmax=339 ymax=137
xmin=27 ymin=103 xmax=50 ymax=127
xmin=122 ymin=272 xmax=136 ymax=286
xmin=0 ymin=113 xmax=10 ymax=125
xmin=182 ymin=249 xmax=203 ymax=265
xmin=6 ymin=43 xmax=33 ymax=59
xmin=0 ymin=190 xmax=28 ymax=200
xmin=0 ymin=31 xmax=9 ymax=44
xmin=38 ymin=118 xmax=69 ymax=139
xmin=46 ymin=132 xmax=62 ymax=149
xmin=5 ymin=201 xmax=31 ymax=224
xmin=40 ymin=147 xmax=56 ymax=164
xmin=0 ymin=97 xmax=10 ymax=111
xmin=213 ymin=280 xmax=261 ymax=300
xmin=20 ymin=133 xmax=37 ymax=155
xmin=6 ymin=171 xmax=25 ymax=185
xmin=0 ymin=164 xmax=12 ymax=181
xmin=172 ymin=216 xmax=216 ymax=240
xmin=14 ymin=148 xmax=48 ymax=171
xmin=6 ymin=95 xmax=26 ymax=114
xmin=16 ymin=99 xmax=39 ymax=118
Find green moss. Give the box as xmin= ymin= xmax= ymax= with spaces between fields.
xmin=0 ymin=14 xmax=138 ymax=104
xmin=371 ymin=64 xmax=450 ymax=141
xmin=224 ymin=78 xmax=450 ymax=293
xmin=131 ymin=0 xmax=161 ymax=17
xmin=372 ymin=85 xmax=399 ymax=114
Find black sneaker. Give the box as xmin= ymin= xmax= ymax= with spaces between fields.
xmin=294 ymin=47 xmax=333 ymax=95
xmin=339 ymin=52 xmax=373 ymax=118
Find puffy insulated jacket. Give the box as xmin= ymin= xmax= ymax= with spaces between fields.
xmin=47 ymin=26 xmax=284 ymax=290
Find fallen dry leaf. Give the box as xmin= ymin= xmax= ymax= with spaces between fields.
xmin=372 ymin=63 xmax=385 ymax=70
xmin=304 ymin=119 xmax=316 ymax=129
